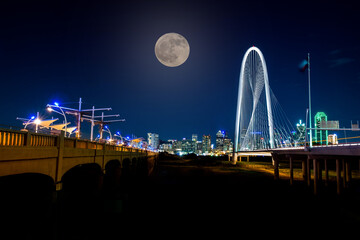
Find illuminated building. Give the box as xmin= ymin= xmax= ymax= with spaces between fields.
xmin=314 ymin=112 xmax=340 ymax=145
xmin=181 ymin=138 xmax=194 ymax=154
xmin=295 ymin=120 xmax=306 ymax=146
xmin=147 ymin=133 xmax=159 ymax=150
xmin=216 ymin=130 xmax=225 ymax=152
xmin=159 ymin=142 xmax=173 ymax=153
xmin=328 ymin=134 xmax=338 ymax=145
xmin=195 ymin=141 xmax=202 ymax=155
xmin=214 ymin=130 xmax=232 ymax=154
xmin=314 ymin=112 xmax=328 ymax=145
xmin=202 ymin=135 xmax=211 ymax=154
xmin=223 ymin=137 xmax=232 ymax=153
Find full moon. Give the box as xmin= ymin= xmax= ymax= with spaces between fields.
xmin=154 ymin=33 xmax=190 ymax=67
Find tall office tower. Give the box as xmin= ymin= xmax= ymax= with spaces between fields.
xmin=202 ymin=135 xmax=211 ymax=154
xmin=147 ymin=133 xmax=159 ymax=149
xmin=314 ymin=112 xmax=328 ymax=145
xmin=215 ymin=130 xmax=225 ymax=152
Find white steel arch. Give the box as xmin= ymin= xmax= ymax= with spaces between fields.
xmin=234 ymin=46 xmax=274 ymax=152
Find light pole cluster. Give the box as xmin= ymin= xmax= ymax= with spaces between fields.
xmin=17 ymin=97 xmax=126 ymax=142
xmin=46 ymin=98 xmax=125 ymax=140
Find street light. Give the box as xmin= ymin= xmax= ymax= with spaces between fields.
xmin=103 ymin=125 xmax=112 ymax=141
xmin=95 ymin=134 xmax=101 ymax=141
xmin=17 ymin=112 xmax=44 ymax=133
xmin=47 ymin=102 xmax=68 ymax=137
xmin=24 ymin=116 xmax=35 ymax=129
xmin=114 ymin=131 xmax=125 ymax=145
xmin=34 ymin=116 xmax=41 ymax=133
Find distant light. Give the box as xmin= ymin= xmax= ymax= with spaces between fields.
xmin=117 ymin=132 xmax=120 ymax=135
xmin=34 ymin=118 xmax=41 ymax=125
xmin=31 ymin=116 xmax=35 ymax=120
xmin=105 ymin=125 xmax=108 ymax=129
xmin=47 ymin=107 xmax=53 ymax=112
xmin=54 ymin=102 xmax=59 ymax=106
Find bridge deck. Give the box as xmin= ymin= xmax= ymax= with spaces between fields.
xmin=234 ymin=144 xmax=360 ymax=195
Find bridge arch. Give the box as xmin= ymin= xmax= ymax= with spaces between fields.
xmin=234 ymin=46 xmax=274 ymax=152
xmin=61 ymin=163 xmax=103 ymax=193
xmin=103 ymin=159 xmax=122 ymax=192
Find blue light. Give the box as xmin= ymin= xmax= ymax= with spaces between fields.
xmin=54 ymin=102 xmax=59 ymax=106
xmin=104 ymin=125 xmax=108 ymax=129
xmin=31 ymin=116 xmax=35 ymax=119
xmin=251 ymin=131 xmax=262 ymax=135
xmin=116 ymin=132 xmax=120 ymax=135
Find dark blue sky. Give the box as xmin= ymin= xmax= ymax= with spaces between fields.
xmin=1 ymin=0 xmax=359 ymax=141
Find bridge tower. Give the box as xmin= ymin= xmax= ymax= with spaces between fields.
xmin=234 ymin=46 xmax=274 ymax=154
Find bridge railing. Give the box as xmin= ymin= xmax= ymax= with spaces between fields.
xmin=0 ymin=128 xmax=148 ymax=153
xmin=30 ymin=133 xmax=57 ymax=147
xmin=0 ymin=128 xmax=57 ymax=147
xmin=0 ymin=128 xmax=26 ymax=146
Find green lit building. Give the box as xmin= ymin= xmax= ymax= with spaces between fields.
xmin=314 ymin=112 xmax=328 ymax=145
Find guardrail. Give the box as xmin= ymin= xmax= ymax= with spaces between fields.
xmin=0 ymin=128 xmax=147 ymax=153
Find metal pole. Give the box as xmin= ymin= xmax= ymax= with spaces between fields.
xmin=90 ymin=106 xmax=95 ymax=141
xmin=305 ymin=108 xmax=309 ymax=150
xmin=58 ymin=107 xmax=67 ymax=137
xmin=76 ymin=97 xmax=82 ymax=139
xmin=35 ymin=112 xmax=39 ymax=133
xmin=100 ymin=112 xmax=104 ymax=139
xmin=308 ymin=53 xmax=313 ymax=147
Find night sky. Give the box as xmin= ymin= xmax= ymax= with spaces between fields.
xmin=1 ymin=0 xmax=359 ymax=141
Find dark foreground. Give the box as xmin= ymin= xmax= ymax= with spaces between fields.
xmin=1 ymin=153 xmax=360 ymax=239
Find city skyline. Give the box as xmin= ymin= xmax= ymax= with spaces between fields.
xmin=1 ymin=0 xmax=359 ymax=141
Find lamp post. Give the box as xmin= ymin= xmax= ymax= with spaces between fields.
xmin=94 ymin=134 xmax=101 ymax=141
xmin=24 ymin=116 xmax=35 ymax=129
xmin=307 ymin=53 xmax=313 ymax=147
xmin=34 ymin=112 xmax=41 ymax=133
xmin=114 ymin=132 xmax=125 ymax=145
xmin=16 ymin=114 xmax=41 ymax=132
xmin=47 ymin=102 xmax=68 ymax=136
xmin=103 ymin=125 xmax=112 ymax=142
